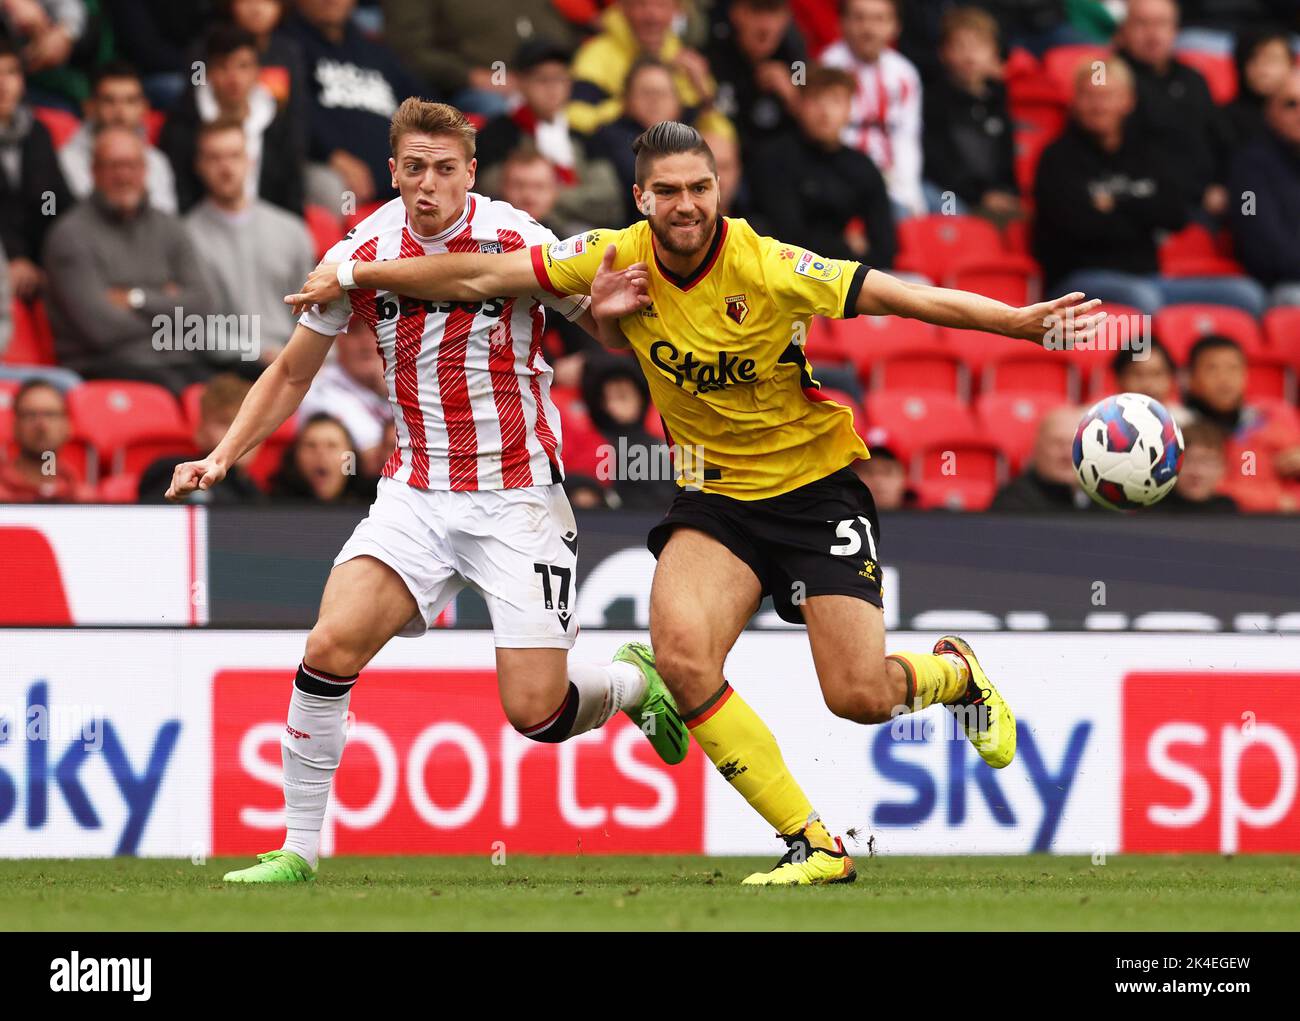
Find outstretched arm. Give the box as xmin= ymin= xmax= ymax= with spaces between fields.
xmin=286 ymin=249 xmax=543 ymax=314
xmin=855 ymin=270 xmax=1104 ymax=346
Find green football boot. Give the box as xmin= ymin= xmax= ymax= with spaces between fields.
xmin=223 ymin=849 xmax=316 ymax=884
xmin=614 ymin=642 xmax=689 ymax=765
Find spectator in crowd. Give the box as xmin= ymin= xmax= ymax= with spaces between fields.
xmin=379 ymin=0 xmax=579 ymax=115
xmin=496 ymin=144 xmax=584 ymax=238
xmin=1225 ymin=29 xmax=1295 ymax=148
xmin=970 ymin=0 xmax=1090 ymax=56
xmin=853 ymin=428 xmax=914 ymax=510
xmin=582 ymin=353 xmax=676 ymax=511
xmin=0 ymin=38 xmax=70 ymax=300
xmin=820 ymin=0 xmax=925 ymax=219
xmin=222 ymin=0 xmax=310 ymax=120
xmin=60 ymin=62 xmax=178 ymax=213
xmin=1153 ymin=420 xmax=1239 ymax=513
xmin=568 ymin=0 xmax=733 ymax=140
xmin=708 ymin=0 xmax=807 ymax=161
xmin=108 ymin=0 xmax=217 ymax=109
xmin=475 ymin=40 xmax=624 ymax=232
xmin=137 ymin=372 xmax=266 ymax=502
xmin=162 ymin=25 xmax=305 ymax=214
xmin=185 ymin=119 xmax=315 ymax=369
xmin=750 ymin=64 xmax=896 ymax=266
xmin=283 ymin=0 xmax=420 ymax=214
xmin=1183 ymin=334 xmax=1300 ymax=512
xmin=592 ymin=57 xmax=690 ymax=222
xmin=3 ymin=0 xmax=99 ymax=110
xmin=0 ymin=379 xmax=93 ymax=502
xmin=43 ymin=127 xmax=218 ymax=393
xmin=1034 ymin=58 xmax=1267 ymax=317
xmin=700 ymin=125 xmax=748 ymax=216
xmin=922 ymin=7 xmax=1020 ymax=223
xmin=1115 ymin=0 xmax=1231 ymax=223
xmin=297 ymin=315 xmax=393 ymax=479
xmin=269 ymin=411 xmax=376 ymax=504
xmin=1228 ymin=66 xmax=1300 ymax=306
xmin=1111 ymin=338 xmax=1189 ymax=424
xmin=563 ymin=473 xmax=615 ymax=509
xmin=990 ymin=405 xmax=1094 ymax=510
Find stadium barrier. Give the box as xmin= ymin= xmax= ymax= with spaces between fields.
xmin=0 ymin=630 xmax=1295 ymax=857
xmin=1 ymin=505 xmax=1297 ymax=631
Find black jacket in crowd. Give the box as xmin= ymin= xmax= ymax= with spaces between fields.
xmin=159 ymin=91 xmax=306 ymax=215
xmin=749 ymin=130 xmax=897 ymax=268
xmin=1119 ymin=50 xmax=1232 ymax=210
xmin=706 ymin=17 xmax=807 ymax=160
xmin=922 ymin=75 xmax=1018 ymax=207
xmin=0 ymin=112 xmax=71 ymax=264
xmin=1228 ymin=128 xmax=1300 ymax=286
xmin=1032 ymin=121 xmax=1187 ymax=287
xmin=990 ymin=470 xmax=1095 ymax=512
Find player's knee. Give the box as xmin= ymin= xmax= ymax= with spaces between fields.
xmin=303 ymin=624 xmax=368 ymax=678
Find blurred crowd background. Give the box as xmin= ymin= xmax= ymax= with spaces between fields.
xmin=0 ymin=0 xmax=1298 ymax=513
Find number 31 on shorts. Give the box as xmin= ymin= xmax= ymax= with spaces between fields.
xmin=829 ymin=516 xmax=877 ymax=559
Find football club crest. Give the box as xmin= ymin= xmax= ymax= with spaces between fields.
xmin=724 ymin=294 xmax=749 ymax=325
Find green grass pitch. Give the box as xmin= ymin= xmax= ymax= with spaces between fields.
xmin=2 ymin=855 xmax=1297 ymax=931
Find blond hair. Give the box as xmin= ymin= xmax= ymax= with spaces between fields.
xmin=388 ymin=97 xmax=477 ymax=160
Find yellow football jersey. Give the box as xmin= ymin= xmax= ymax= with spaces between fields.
xmin=531 ymin=218 xmax=871 ymax=500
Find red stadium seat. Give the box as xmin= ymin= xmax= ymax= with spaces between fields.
xmin=305 ymin=204 xmax=343 ymax=261
xmin=982 ymin=350 xmax=1076 ymax=399
xmin=3 ymin=298 xmax=56 ymax=366
xmin=118 ymin=435 xmax=192 ymax=478
xmin=837 ymin=314 xmax=945 ymax=381
xmin=1157 ymin=224 xmax=1245 ymax=277
xmin=67 ymin=380 xmax=188 ymax=475
xmin=913 ymin=475 xmax=998 ymax=511
xmin=31 ymin=106 xmax=80 ymax=149
xmin=870 ymin=351 xmax=964 ymax=396
xmin=97 ymin=472 xmax=142 ymax=504
xmin=939 ymin=326 xmax=1026 ymax=376
xmin=1065 ymin=303 xmax=1147 ymax=388
xmin=0 ymin=379 xmax=18 ymax=445
xmin=911 ymin=438 xmax=1004 ymax=511
xmin=1262 ymin=307 xmax=1300 ymax=368
xmin=1175 ymin=49 xmax=1237 ymax=104
xmin=896 ymin=215 xmax=1003 ymax=282
xmin=1154 ymin=304 xmax=1264 ymax=363
xmin=864 ymin=391 xmax=975 ymax=460
xmin=947 ymin=252 xmax=1040 ymax=307
xmin=181 ymin=381 xmax=205 ymax=430
xmin=1042 ymin=44 xmax=1111 ymax=100
xmin=1002 ymin=217 xmax=1031 ymax=255
xmin=1245 ymin=353 xmax=1296 ymax=404
xmin=976 ymin=391 xmax=1061 ymax=471
xmin=803 ymin=316 xmax=850 ymax=366
xmin=144 ymin=108 xmax=165 ymax=145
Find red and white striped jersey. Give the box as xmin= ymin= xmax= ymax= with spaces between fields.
xmin=818 ymin=42 xmax=925 ymax=217
xmin=300 ymin=194 xmax=588 ymax=491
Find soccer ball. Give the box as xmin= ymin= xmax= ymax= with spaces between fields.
xmin=1072 ymin=393 xmax=1184 ymax=511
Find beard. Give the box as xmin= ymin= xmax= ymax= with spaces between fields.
xmin=647 ymin=209 xmax=718 ymax=260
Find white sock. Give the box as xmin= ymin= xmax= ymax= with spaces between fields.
xmin=280 ymin=681 xmax=352 ymax=869
xmin=566 ymin=660 xmax=647 ymax=736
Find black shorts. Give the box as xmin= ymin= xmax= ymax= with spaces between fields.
xmin=646 ymin=466 xmax=884 ymax=625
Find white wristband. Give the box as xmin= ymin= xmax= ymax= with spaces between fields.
xmin=336 ymin=260 xmax=358 ymax=290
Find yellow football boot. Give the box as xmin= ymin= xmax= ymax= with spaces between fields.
xmin=934 ymin=635 xmax=1017 ymax=769
xmin=741 ymin=830 xmax=857 ymax=886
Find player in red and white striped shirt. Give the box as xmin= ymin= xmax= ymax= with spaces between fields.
xmin=166 ymin=99 xmax=687 ymax=884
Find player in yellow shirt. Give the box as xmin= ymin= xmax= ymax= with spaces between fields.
xmin=288 ymin=121 xmax=1103 ymax=885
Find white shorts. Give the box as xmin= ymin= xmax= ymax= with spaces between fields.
xmin=334 ymin=477 xmax=580 ymax=648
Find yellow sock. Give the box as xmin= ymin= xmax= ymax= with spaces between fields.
xmin=686 ymin=683 xmax=831 ymax=848
xmin=887 ymin=652 xmax=969 ymax=710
